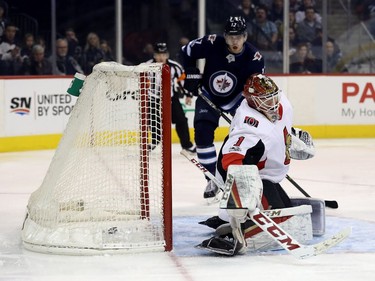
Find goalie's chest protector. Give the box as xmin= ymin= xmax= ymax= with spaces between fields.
xmin=224 ymin=92 xmax=293 ymax=183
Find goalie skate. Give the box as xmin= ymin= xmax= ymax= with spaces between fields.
xmin=198 ymin=216 xmax=227 ymax=229
xmin=203 ymin=180 xmax=219 ymax=198
xmin=196 ymin=235 xmax=245 ymax=256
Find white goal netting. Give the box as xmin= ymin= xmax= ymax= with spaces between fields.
xmin=22 ymin=62 xmax=172 ymax=255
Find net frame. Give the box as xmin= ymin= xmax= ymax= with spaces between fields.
xmin=21 ymin=62 xmax=172 ymax=254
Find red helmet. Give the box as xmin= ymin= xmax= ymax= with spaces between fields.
xmin=243 ymin=74 xmax=280 ymax=122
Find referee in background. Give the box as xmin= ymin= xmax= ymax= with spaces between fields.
xmin=146 ymin=42 xmax=196 ymax=154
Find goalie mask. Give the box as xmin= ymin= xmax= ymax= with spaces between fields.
xmin=243 ymin=74 xmax=280 ymax=122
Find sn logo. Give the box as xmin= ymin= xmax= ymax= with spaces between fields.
xmin=10 ymin=97 xmax=31 ymax=115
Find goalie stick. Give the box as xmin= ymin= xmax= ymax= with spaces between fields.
xmin=180 ymin=150 xmax=351 ymax=259
xmin=285 ymin=175 xmax=338 ymax=209
xmin=197 ymin=90 xmax=339 ymax=209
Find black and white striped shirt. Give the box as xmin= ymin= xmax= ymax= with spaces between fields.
xmin=146 ymin=58 xmax=191 ymax=99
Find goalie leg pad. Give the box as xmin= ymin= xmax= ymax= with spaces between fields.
xmin=245 ymin=206 xmax=313 ymax=252
xmin=217 ymin=165 xmax=262 ymax=255
xmin=290 ymin=197 xmax=325 ymax=236
xmin=219 ymin=165 xmax=263 ymax=212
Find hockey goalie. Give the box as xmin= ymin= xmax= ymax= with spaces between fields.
xmin=197 ymin=73 xmax=319 ymax=256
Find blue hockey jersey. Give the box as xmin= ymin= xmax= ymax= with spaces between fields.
xmin=181 ymin=34 xmax=265 ymax=111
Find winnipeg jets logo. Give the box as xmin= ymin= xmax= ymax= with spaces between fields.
xmin=226 ymin=54 xmax=235 ymax=63
xmin=253 ymin=51 xmax=262 ymax=61
xmin=216 ymin=75 xmax=231 ymax=91
xmin=209 ymin=71 xmax=237 ymax=97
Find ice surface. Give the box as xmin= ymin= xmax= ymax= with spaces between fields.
xmin=0 ymin=139 xmax=374 ymax=281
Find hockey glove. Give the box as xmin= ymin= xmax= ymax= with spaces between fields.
xmin=290 ymin=127 xmax=315 ymax=160
xmin=183 ymin=67 xmax=202 ymax=95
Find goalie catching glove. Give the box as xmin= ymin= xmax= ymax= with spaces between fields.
xmin=182 ymin=67 xmax=202 ymax=95
xmin=290 ymin=127 xmax=315 ymax=160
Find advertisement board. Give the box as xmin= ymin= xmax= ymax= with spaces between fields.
xmin=0 ymin=75 xmax=374 ymax=151
xmin=2 ymin=78 xmax=76 ymax=137
xmin=286 ymin=75 xmax=375 ymax=125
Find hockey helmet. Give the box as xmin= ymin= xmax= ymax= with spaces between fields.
xmin=224 ymin=16 xmax=247 ymax=35
xmin=243 ymin=74 xmax=280 ymax=122
xmin=154 ymin=42 xmax=168 ymax=53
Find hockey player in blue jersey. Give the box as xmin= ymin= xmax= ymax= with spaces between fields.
xmin=181 ymin=16 xmax=265 ymax=199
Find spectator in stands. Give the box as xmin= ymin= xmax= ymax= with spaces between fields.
xmin=81 ymin=32 xmax=105 ymax=75
xmin=290 ymin=42 xmax=322 ymax=73
xmin=271 ymin=0 xmax=288 ymax=51
xmin=100 ymin=40 xmax=115 ymax=61
xmin=287 ymin=26 xmax=300 ymax=56
xmin=277 ymin=11 xmax=300 ymax=51
xmin=0 ymin=0 xmax=9 ymax=38
xmin=0 ymin=22 xmax=20 ymax=48
xmin=295 ymin=0 xmax=322 ymax=23
xmin=247 ymin=5 xmax=278 ymax=51
xmin=269 ymin=0 xmax=284 ymax=27
xmin=51 ymin=38 xmax=83 ymax=75
xmin=289 ymin=9 xmax=298 ymax=30
xmin=310 ymin=27 xmax=340 ymax=60
xmin=20 ymin=33 xmax=35 ymax=60
xmin=34 ymin=36 xmax=50 ymax=57
xmin=0 ymin=22 xmax=22 ymax=75
xmin=236 ymin=0 xmax=257 ymax=23
xmin=325 ymin=40 xmax=343 ymax=73
xmin=296 ymin=6 xmax=322 ymax=44
xmin=65 ymin=28 xmax=81 ymax=61
xmin=20 ymin=44 xmax=53 ymax=75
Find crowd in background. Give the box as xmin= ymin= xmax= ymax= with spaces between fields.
xmin=233 ymin=0 xmax=344 ymax=73
xmin=0 ymin=0 xmax=115 ymax=76
xmin=0 ymin=0 xmax=374 ymax=76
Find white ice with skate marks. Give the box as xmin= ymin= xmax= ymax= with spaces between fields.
xmin=0 ymin=139 xmax=375 ymax=280
xmin=172 ymin=215 xmax=374 ymax=257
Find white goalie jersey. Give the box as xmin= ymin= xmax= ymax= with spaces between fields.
xmin=221 ymin=90 xmax=293 ymax=183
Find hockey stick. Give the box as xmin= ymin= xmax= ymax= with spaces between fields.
xmin=198 ymin=90 xmax=232 ymax=124
xmin=181 ymin=150 xmax=351 ymax=259
xmin=285 ymin=175 xmax=338 ymax=209
xmin=198 ymin=91 xmax=339 ymax=209
xmin=180 ymin=149 xmax=224 ymax=193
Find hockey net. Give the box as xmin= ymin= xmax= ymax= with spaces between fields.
xmin=22 ymin=62 xmax=172 ymax=254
